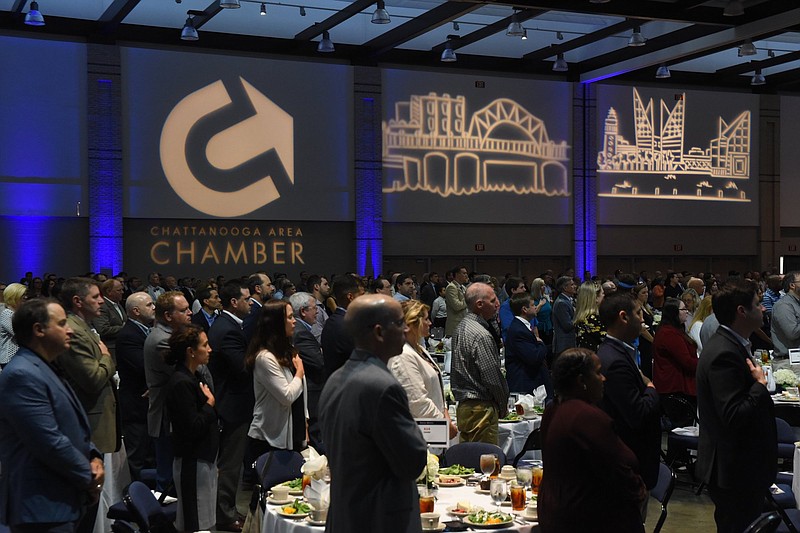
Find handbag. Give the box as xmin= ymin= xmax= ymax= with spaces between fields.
xmin=241 ymin=452 xmax=274 ymax=533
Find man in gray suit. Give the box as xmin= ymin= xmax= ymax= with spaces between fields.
xmin=94 ymin=278 xmax=127 ymax=359
xmin=319 ymin=294 xmax=427 ymax=533
xmin=552 ymin=276 xmax=577 ymax=357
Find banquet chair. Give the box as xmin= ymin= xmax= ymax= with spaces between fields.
xmin=255 ymin=450 xmax=305 ymax=491
xmin=108 ymin=481 xmax=178 ymax=529
xmin=512 ymin=428 xmax=541 ymax=467
xmin=774 ymin=404 xmax=800 ymax=430
xmin=122 ymin=481 xmax=177 ymax=533
xmin=744 ymin=512 xmax=782 ymax=533
xmin=777 ymin=418 xmax=796 ymax=464
xmin=443 ymin=442 xmax=506 ymax=469
xmin=650 ymin=463 xmax=676 ymax=533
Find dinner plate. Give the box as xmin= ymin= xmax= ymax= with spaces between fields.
xmin=446 ymin=506 xmax=471 ymax=517
xmin=305 ymin=516 xmax=326 ymax=527
xmin=276 ymin=508 xmax=310 ymax=519
xmin=437 ymin=468 xmax=475 ymax=478
xmin=436 ymin=478 xmax=465 ymax=487
xmin=499 ymin=418 xmax=523 ymax=423
xmin=463 ymin=517 xmax=514 ymax=529
xmin=421 ymin=523 xmax=446 ymax=532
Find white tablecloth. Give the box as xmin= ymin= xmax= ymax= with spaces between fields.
xmin=498 ymin=419 xmax=541 ymax=463
xmin=263 ymin=482 xmax=539 ymax=533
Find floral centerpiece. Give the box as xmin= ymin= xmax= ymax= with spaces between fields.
xmin=774 ymin=368 xmax=799 ymax=388
xmin=301 ymin=447 xmax=330 ymax=509
xmin=417 ymin=452 xmax=439 ymax=491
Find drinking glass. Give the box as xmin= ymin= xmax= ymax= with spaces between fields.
xmin=532 ymin=464 xmax=544 ymax=496
xmin=490 ymin=478 xmax=508 ymax=512
xmin=479 ymin=454 xmax=497 ymax=479
xmin=516 ymin=466 xmax=532 ymax=490
xmin=509 ymin=482 xmax=526 ymax=511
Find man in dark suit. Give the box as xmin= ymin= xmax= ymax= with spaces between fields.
xmin=93 ymin=278 xmax=127 ymax=359
xmin=207 ymin=281 xmax=253 ymax=532
xmin=116 ymin=292 xmax=155 ymax=482
xmin=0 ymin=299 xmax=105 ymax=532
xmin=596 ymin=291 xmax=661 ymax=512
xmin=551 ymin=276 xmax=577 ymax=357
xmin=321 ymin=275 xmax=363 ymax=377
xmin=289 ymin=291 xmax=326 ymax=450
xmin=242 ymin=272 xmax=274 ymax=342
xmin=697 ymin=280 xmax=775 ymax=533
xmin=319 ymin=294 xmax=428 ymax=533
xmin=504 ymin=294 xmax=552 ymax=400
xmin=191 ymin=286 xmax=221 ymax=333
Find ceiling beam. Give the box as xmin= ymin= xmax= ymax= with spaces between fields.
xmin=190 ymin=1 xmax=223 ymax=30
xmin=362 ymin=1 xmax=484 ymax=58
xmin=431 ymin=8 xmax=546 ymax=54
xmin=579 ymin=7 xmax=800 ymax=83
xmin=97 ymin=0 xmax=140 ymax=33
xmin=522 ymin=18 xmax=642 ymax=62
xmin=715 ymin=49 xmax=800 ymax=76
xmin=294 ymin=0 xmax=375 ymax=41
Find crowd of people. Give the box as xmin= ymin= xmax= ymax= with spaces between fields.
xmin=0 ymin=265 xmax=795 ymax=532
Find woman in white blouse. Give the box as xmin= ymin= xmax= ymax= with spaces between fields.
xmin=245 ymin=300 xmax=307 ymax=460
xmin=389 ymin=300 xmax=458 ymax=439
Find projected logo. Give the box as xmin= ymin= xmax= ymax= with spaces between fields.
xmin=382 ymin=93 xmax=570 ymax=197
xmin=159 ymin=77 xmax=294 ymax=217
xmin=597 ymin=88 xmax=750 ymax=202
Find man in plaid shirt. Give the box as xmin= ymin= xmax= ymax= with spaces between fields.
xmin=451 ymin=282 xmax=509 ymax=444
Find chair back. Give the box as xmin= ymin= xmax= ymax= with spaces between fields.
xmin=742 ymin=512 xmax=781 ymax=533
xmin=123 ymin=481 xmax=174 ymax=533
xmin=650 ymin=463 xmax=675 ymax=533
xmin=512 ymin=428 xmax=541 ymax=467
xmin=256 ymin=450 xmax=305 ymax=490
xmin=777 ymin=417 xmax=795 ymax=444
xmin=443 ymin=442 xmax=506 ymax=470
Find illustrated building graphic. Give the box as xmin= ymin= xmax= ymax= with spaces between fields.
xmin=597 ymin=88 xmax=750 ymax=202
xmin=382 ymin=92 xmax=570 ymax=197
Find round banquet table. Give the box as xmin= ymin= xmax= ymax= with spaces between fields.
xmin=263 ymin=482 xmax=540 ymax=533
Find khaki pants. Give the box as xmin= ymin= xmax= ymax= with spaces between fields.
xmin=457 ymin=400 xmax=499 ymax=445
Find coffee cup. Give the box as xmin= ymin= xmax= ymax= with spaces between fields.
xmin=524 ymin=503 xmax=538 ymax=520
xmin=309 ymin=506 xmax=328 ymax=522
xmin=271 ymin=485 xmax=291 ymax=501
xmin=421 ymin=512 xmax=440 ymax=530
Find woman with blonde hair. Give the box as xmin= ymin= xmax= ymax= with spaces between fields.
xmin=688 ymin=296 xmax=713 ymax=354
xmin=389 ymin=299 xmax=457 ymax=439
xmin=574 ymin=282 xmax=606 ymax=353
xmin=680 ymin=289 xmax=700 ymax=330
xmin=0 ymin=283 xmax=28 ymax=369
xmin=530 ymin=278 xmax=553 ymax=348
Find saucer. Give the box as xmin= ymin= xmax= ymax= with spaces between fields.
xmin=267 ymin=496 xmax=292 ymax=505
xmin=305 ymin=516 xmax=327 ymax=527
xmin=422 ymin=524 xmax=446 ymax=532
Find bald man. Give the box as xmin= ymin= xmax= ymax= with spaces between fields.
xmin=319 ymin=295 xmax=427 ymax=533
xmin=451 ymin=282 xmax=509 ymax=444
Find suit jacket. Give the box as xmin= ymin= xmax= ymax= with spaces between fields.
xmin=93 ymin=300 xmax=127 ymax=358
xmin=166 ymin=365 xmax=219 ymax=463
xmin=444 ymin=282 xmax=467 ymax=337
xmin=321 ymin=308 xmax=353 ymax=378
xmin=0 ymin=348 xmax=100 ymax=526
xmin=696 ymin=327 xmax=776 ymax=491
xmin=191 ymin=308 xmax=215 ymax=333
xmin=319 ymin=350 xmax=428 ymax=533
xmin=242 ymin=300 xmax=262 ymax=344
xmin=596 ymin=337 xmax=661 ymax=489
xmin=293 ymin=320 xmax=325 ymax=419
xmin=143 ymin=322 xmax=174 ymax=437
xmin=116 ymin=320 xmax=149 ymax=425
xmin=551 ymin=293 xmax=576 ymax=355
xmin=504 ymin=318 xmax=552 ymax=398
xmin=207 ymin=312 xmax=254 ymax=425
xmin=58 ymin=314 xmax=120 ymax=454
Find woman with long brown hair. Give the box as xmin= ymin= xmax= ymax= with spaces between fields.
xmin=653 ymin=297 xmax=698 ymax=428
xmin=245 ymin=300 xmax=306 ymax=462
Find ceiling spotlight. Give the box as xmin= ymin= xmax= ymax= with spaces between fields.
xmin=552 ymin=53 xmax=568 ymax=72
xmin=371 ymin=0 xmax=390 ymax=24
xmin=556 ymin=31 xmax=564 ymax=41
xmin=768 ymin=49 xmax=776 ymax=58
xmin=441 ymin=45 xmax=457 ymax=62
xmin=628 ymin=27 xmax=646 ymax=47
xmin=589 ymin=0 xmax=611 ymax=4
xmin=723 ymin=0 xmax=744 ymax=16
xmin=181 ymin=16 xmax=199 ymax=41
xmin=738 ymin=40 xmax=757 ymax=56
xmin=655 ymin=64 xmax=671 ymax=79
xmin=521 ymin=29 xmax=527 ymax=40
xmin=219 ymin=0 xmax=240 ymax=8
xmin=300 ymin=6 xmax=306 ymax=16
xmin=317 ymin=30 xmax=334 ymax=53
xmin=507 ymin=10 xmax=524 ymax=37
xmin=453 ymin=21 xmax=459 ymax=31
xmin=24 ymin=1 xmax=45 ymax=26
xmin=260 ymin=3 xmax=266 ymax=15
xmin=751 ymin=69 xmax=766 ymax=86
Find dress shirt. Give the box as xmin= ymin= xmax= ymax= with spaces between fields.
xmin=222 ymin=309 xmax=243 ymax=328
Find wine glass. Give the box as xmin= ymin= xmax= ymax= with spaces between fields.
xmin=490 ymin=478 xmax=508 ymax=512
xmin=479 ymin=454 xmax=496 ymax=480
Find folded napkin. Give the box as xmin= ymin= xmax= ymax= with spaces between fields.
xmin=301 ymin=446 xmax=328 ymax=480
xmin=304 ymin=478 xmax=330 ymax=508
xmin=515 ymin=394 xmax=535 ymax=414
xmin=671 ymin=426 xmax=699 ymax=437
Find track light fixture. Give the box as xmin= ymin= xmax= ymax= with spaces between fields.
xmin=556 ymin=31 xmax=563 ymax=40
xmin=751 ymin=69 xmax=766 ymax=86
xmin=453 ymin=21 xmax=459 ymax=31
xmin=552 ymin=53 xmax=568 ymax=72
xmin=219 ymin=0 xmax=240 ymax=8
xmin=260 ymin=3 xmax=266 ymax=15
xmin=738 ymin=40 xmax=757 ymax=57
xmin=723 ymin=0 xmax=744 ymax=16
xmin=24 ymin=1 xmax=45 ymax=26
xmin=300 ymin=6 xmax=306 ymax=16
xmin=628 ymin=27 xmax=646 ymax=47
xmin=371 ymin=0 xmax=390 ymax=24
xmin=181 ymin=16 xmax=199 ymax=41
xmin=317 ymin=30 xmax=334 ymax=53
xmin=441 ymin=35 xmax=458 ymax=62
xmin=655 ymin=64 xmax=671 ymax=79
xmin=507 ymin=10 xmax=524 ymax=37
xmin=521 ymin=29 xmax=527 ymax=40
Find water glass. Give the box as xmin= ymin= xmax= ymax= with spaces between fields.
xmin=490 ymin=478 xmax=508 ymax=512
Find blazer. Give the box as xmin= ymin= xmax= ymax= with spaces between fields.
xmin=389 ymin=342 xmax=447 ymax=419
xmin=166 ymin=365 xmax=219 ymax=463
xmin=143 ymin=322 xmax=174 ymax=437
xmin=596 ymin=337 xmax=661 ymax=489
xmin=93 ymin=300 xmax=127 ymax=358
xmin=504 ymin=318 xmax=552 ymax=398
xmin=652 ymin=323 xmax=698 ymax=396
xmin=321 ymin=308 xmax=353 ymax=378
xmin=444 ymin=282 xmax=467 ymax=337
xmin=191 ymin=309 xmax=215 ymax=333
xmin=0 ymin=348 xmax=100 ymax=526
xmin=58 ymin=314 xmax=120 ymax=454
xmin=207 ymin=312 xmax=254 ymax=425
xmin=116 ymin=320 xmax=150 ymax=425
xmin=696 ymin=327 xmax=776 ymax=491
xmin=242 ymin=300 xmax=262 ymax=344
xmin=319 ymin=350 xmax=428 ymax=533
xmin=293 ymin=321 xmax=326 ymax=419
xmin=551 ymin=294 xmax=576 ymax=355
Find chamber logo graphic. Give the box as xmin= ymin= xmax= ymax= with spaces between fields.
xmin=159 ymin=77 xmax=294 ymax=217
xmin=597 ymin=88 xmax=750 ymax=202
xmin=382 ymin=93 xmax=570 ymax=197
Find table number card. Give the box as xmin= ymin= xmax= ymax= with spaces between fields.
xmin=415 ymin=418 xmax=450 ymax=448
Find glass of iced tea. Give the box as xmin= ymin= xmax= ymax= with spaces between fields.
xmin=302 ymin=474 xmax=312 ymax=492
xmin=532 ymin=464 xmax=544 ymax=496
xmin=418 ymin=486 xmax=435 ymax=513
xmin=479 ymin=454 xmax=497 ymax=478
xmin=510 ymin=482 xmax=526 ymax=511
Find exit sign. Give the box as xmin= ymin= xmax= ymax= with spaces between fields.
xmin=475 ymin=244 xmax=485 ymax=252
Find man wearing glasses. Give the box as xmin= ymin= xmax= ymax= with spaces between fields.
xmin=771 ymin=271 xmax=800 ymax=360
